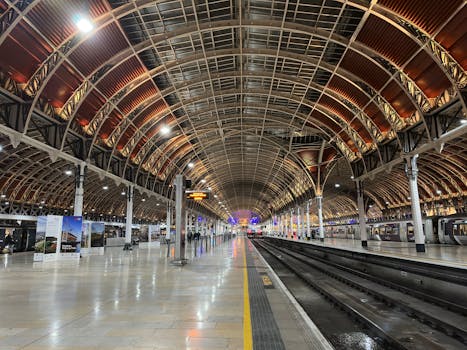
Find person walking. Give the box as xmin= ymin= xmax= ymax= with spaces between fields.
xmin=4 ymin=230 xmax=14 ymax=254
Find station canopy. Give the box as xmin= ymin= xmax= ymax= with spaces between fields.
xmin=0 ymin=0 xmax=465 ymax=223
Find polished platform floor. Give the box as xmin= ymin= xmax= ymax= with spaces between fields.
xmin=274 ymin=236 xmax=467 ymax=268
xmin=0 ymin=237 xmax=321 ymax=350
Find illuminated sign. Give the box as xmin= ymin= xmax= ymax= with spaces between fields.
xmin=186 ymin=191 xmax=210 ymax=201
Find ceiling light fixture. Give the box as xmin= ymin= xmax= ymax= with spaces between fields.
xmin=160 ymin=125 xmax=170 ymax=135
xmin=334 ymin=183 xmax=340 ymax=188
xmin=102 ymin=186 xmax=109 ymax=190
xmin=436 ymin=190 xmax=442 ymax=195
xmin=201 ymin=179 xmax=206 ymax=183
xmin=188 ymin=162 xmax=194 ymax=168
xmin=75 ymin=15 xmax=94 ymax=33
xmin=65 ymin=170 xmax=73 ymax=176
xmin=121 ymin=191 xmax=126 ymax=195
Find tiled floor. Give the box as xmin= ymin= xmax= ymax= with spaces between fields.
xmin=0 ymin=237 xmax=317 ymax=350
xmin=0 ymin=238 xmax=244 ymax=350
xmin=273 ymin=236 xmax=467 ymax=268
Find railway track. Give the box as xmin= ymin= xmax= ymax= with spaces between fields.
xmin=253 ymin=239 xmax=467 ymax=350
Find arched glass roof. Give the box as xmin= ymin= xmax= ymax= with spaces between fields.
xmin=0 ymin=0 xmax=465 ymax=220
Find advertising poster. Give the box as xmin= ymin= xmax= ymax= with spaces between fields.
xmin=45 ymin=215 xmax=62 ymax=255
xmin=60 ymin=216 xmax=82 ymax=253
xmin=149 ymin=225 xmax=159 ymax=242
xmin=90 ymin=223 xmax=105 ymax=247
xmin=82 ymin=222 xmax=91 ymax=250
xmin=33 ymin=216 xmax=47 ymax=261
xmin=139 ymin=225 xmax=149 ymax=243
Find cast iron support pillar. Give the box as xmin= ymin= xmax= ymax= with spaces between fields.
xmin=123 ymin=185 xmax=133 ymax=250
xmin=296 ymin=205 xmax=301 ymax=239
xmin=290 ymin=209 xmax=294 ymax=239
xmin=306 ymin=201 xmax=311 ymax=240
xmin=356 ymin=180 xmax=368 ymax=247
xmin=317 ymin=195 xmax=324 ymax=242
xmin=73 ymin=162 xmax=86 ymax=217
xmin=406 ymin=155 xmax=426 ymax=252
xmin=173 ymin=174 xmax=187 ymax=264
xmin=166 ymin=204 xmax=172 ymax=240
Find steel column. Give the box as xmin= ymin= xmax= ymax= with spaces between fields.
xmin=296 ymin=205 xmax=301 ymax=239
xmin=73 ymin=162 xmax=86 ymax=217
xmin=356 ymin=180 xmax=368 ymax=247
xmin=123 ymin=185 xmax=133 ymax=250
xmin=306 ymin=201 xmax=311 ymax=240
xmin=406 ymin=155 xmax=426 ymax=252
xmin=317 ymin=195 xmax=324 ymax=241
xmin=173 ymin=174 xmax=187 ymax=264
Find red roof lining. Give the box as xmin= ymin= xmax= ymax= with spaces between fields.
xmin=117 ymin=81 xmax=159 ymax=115
xmin=0 ymin=21 xmax=53 ymax=83
xmin=378 ymin=0 xmax=462 ymax=35
xmin=96 ymin=57 xmax=147 ymax=98
xmin=435 ymin=7 xmax=467 ymax=70
xmin=68 ymin=23 xmax=129 ymax=77
xmin=404 ymin=51 xmax=452 ymax=98
xmin=357 ymin=15 xmax=420 ymax=67
xmin=27 ymin=0 xmax=112 ymax=47
xmin=41 ymin=62 xmax=82 ymax=108
xmin=99 ymin=110 xmax=122 ymax=139
xmin=340 ymin=50 xmax=390 ymax=90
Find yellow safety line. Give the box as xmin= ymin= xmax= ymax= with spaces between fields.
xmin=243 ymin=239 xmax=253 ymax=350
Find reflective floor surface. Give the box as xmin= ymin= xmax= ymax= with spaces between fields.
xmin=0 ymin=238 xmax=246 ymax=350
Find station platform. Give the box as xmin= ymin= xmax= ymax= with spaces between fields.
xmin=0 ymin=237 xmax=329 ymax=350
xmin=271 ymin=236 xmax=467 ymax=269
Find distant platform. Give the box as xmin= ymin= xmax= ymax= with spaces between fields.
xmin=268 ymin=236 xmax=467 ymax=269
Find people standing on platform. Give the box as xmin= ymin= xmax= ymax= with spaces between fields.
xmin=3 ymin=230 xmax=14 ymax=254
xmin=187 ymin=231 xmax=193 ymax=243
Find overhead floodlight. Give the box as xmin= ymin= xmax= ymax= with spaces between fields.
xmin=39 ymin=206 xmax=43 ymax=209
xmin=142 ymin=198 xmax=146 ymax=202
xmin=436 ymin=190 xmax=442 ymax=194
xmin=214 ymin=194 xmax=218 ymax=198
xmin=156 ymin=203 xmax=160 ymax=206
xmin=75 ymin=16 xmax=94 ymax=33
xmin=65 ymin=170 xmax=73 ymax=176
xmin=4 ymin=201 xmax=9 ymax=205
xmin=40 ymin=200 xmax=45 ymax=204
xmin=0 ymin=194 xmax=5 ymax=198
xmin=201 ymin=179 xmax=206 ymax=183
xmin=208 ymin=187 xmax=212 ymax=191
xmin=334 ymin=183 xmax=340 ymax=188
xmin=121 ymin=191 xmax=126 ymax=195
xmin=102 ymin=185 xmax=109 ymax=190
xmin=160 ymin=125 xmax=170 ymax=135
xmin=188 ymin=162 xmax=194 ymax=168
xmin=0 ymin=145 xmax=3 ymax=152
